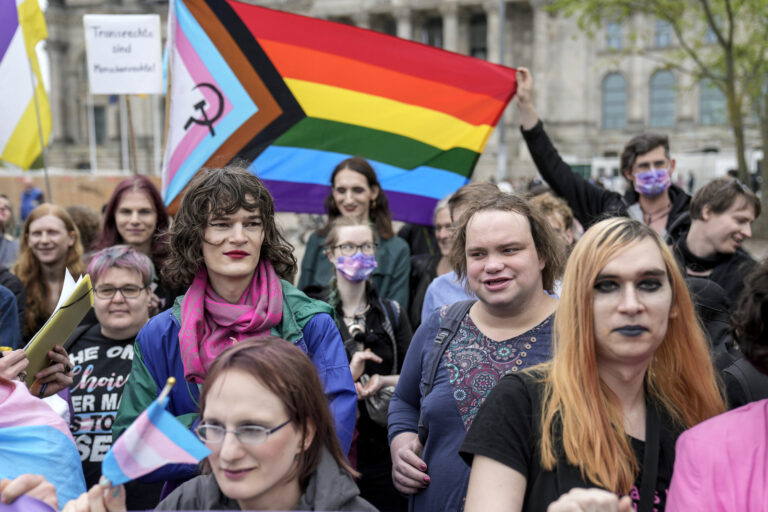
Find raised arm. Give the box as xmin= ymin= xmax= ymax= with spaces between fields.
xmin=515 ymin=67 xmax=540 ymax=131
xmin=514 ymin=68 xmax=626 ymax=228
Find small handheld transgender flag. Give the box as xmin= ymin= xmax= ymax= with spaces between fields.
xmin=101 ymin=378 xmax=211 ymax=485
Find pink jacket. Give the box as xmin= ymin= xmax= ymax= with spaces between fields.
xmin=667 ymin=399 xmax=768 ymax=511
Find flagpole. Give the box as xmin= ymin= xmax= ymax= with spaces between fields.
xmin=125 ymin=95 xmax=139 ymax=175
xmin=495 ymin=0 xmax=507 ymax=184
xmin=25 ymin=42 xmax=52 ymax=202
xmin=158 ymin=377 xmax=176 ymax=403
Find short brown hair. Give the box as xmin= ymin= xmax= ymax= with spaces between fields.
xmin=449 ymin=194 xmax=566 ymax=293
xmin=620 ymin=132 xmax=670 ymax=178
xmin=447 ymin=182 xmax=500 ymax=222
xmin=529 ymin=192 xmax=574 ymax=230
xmin=163 ymin=166 xmax=296 ymax=286
xmin=198 ymin=337 xmax=356 ymax=487
xmin=689 ymin=177 xmax=761 ymax=221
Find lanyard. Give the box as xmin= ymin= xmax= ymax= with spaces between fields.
xmin=638 ymin=401 xmax=661 ymax=512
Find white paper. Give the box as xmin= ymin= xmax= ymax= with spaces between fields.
xmin=83 ymin=14 xmax=163 ymax=95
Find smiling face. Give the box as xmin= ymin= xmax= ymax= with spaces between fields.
xmin=701 ymin=195 xmax=756 ymax=255
xmin=434 ymin=207 xmax=453 ymax=257
xmin=0 ymin=196 xmax=11 ymax=232
xmin=592 ymin=237 xmax=674 ymax=371
xmin=465 ymin=210 xmax=545 ymax=314
xmin=27 ymin=214 xmax=75 ymax=267
xmin=93 ymin=267 xmax=150 ymax=340
xmin=203 ymin=369 xmax=306 ymax=511
xmin=202 ymin=207 xmax=265 ymax=301
xmin=331 ymin=168 xmax=378 ymax=221
xmin=115 ymin=190 xmax=158 ymax=253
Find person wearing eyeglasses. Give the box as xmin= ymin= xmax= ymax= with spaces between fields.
xmin=56 ymin=338 xmax=375 ymax=512
xmin=672 ymin=176 xmax=761 ymax=307
xmin=63 ymin=245 xmax=163 ymax=509
xmin=299 ymin=157 xmax=411 ymax=309
xmin=514 ymin=68 xmax=692 ymax=241
xmin=325 ymin=217 xmax=412 ymax=512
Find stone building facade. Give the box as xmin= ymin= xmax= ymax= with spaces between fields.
xmin=42 ymin=0 xmax=762 ymax=183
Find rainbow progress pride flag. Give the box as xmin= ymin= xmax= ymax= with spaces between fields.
xmin=102 ymin=395 xmax=210 ymax=485
xmin=163 ymin=0 xmax=517 ymax=224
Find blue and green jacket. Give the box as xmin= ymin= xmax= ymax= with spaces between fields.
xmin=113 ymin=280 xmax=356 ymax=483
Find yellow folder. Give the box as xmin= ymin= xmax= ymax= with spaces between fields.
xmin=23 ymin=272 xmax=93 ymax=387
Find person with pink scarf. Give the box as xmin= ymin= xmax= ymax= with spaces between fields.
xmin=113 ymin=167 xmax=356 ymax=490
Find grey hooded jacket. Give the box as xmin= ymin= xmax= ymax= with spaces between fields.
xmin=155 ymin=448 xmax=378 ymax=511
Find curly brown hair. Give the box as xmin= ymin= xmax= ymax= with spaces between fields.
xmin=162 ymin=166 xmax=297 ymax=287
xmin=13 ymin=204 xmax=85 ymax=339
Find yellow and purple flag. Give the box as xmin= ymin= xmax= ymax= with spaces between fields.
xmin=101 ymin=393 xmax=210 ymax=485
xmin=162 ymin=0 xmax=517 ymax=224
xmin=0 ymin=0 xmax=51 ymax=169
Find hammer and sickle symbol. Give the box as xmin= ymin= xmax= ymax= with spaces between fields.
xmin=183 ymin=83 xmax=224 ymax=137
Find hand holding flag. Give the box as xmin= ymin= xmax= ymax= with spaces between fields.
xmin=101 ymin=378 xmax=211 ymax=486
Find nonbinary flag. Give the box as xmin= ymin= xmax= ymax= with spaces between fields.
xmin=0 ymin=0 xmax=52 ymax=169
xmin=102 ymin=392 xmax=211 ymax=485
xmin=0 ymin=377 xmax=86 ymax=507
xmin=162 ymin=0 xmax=517 ymax=224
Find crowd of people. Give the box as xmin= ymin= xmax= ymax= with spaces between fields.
xmin=0 ymin=67 xmax=766 ymax=512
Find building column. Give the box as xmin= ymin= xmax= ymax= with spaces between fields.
xmin=484 ymin=1 xmax=500 ymax=64
xmin=530 ymin=0 xmax=549 ymax=119
xmin=394 ymin=6 xmax=412 ymax=40
xmin=441 ymin=2 xmax=459 ymax=52
xmin=353 ymin=12 xmax=371 ymax=30
xmin=628 ymin=13 xmax=645 ymax=128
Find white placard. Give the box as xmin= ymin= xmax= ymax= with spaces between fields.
xmin=83 ymin=14 xmax=163 ymax=95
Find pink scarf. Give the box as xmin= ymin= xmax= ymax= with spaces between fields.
xmin=178 ymin=259 xmax=283 ymax=383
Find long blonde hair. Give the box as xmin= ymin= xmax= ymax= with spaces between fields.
xmin=539 ymin=217 xmax=724 ymax=493
xmin=13 ymin=204 xmax=84 ymax=338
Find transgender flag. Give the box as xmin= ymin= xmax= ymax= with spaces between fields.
xmin=0 ymin=378 xmax=85 ymax=507
xmin=102 ymin=394 xmax=210 ymax=485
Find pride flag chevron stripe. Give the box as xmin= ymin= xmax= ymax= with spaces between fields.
xmin=101 ymin=396 xmax=210 ymax=485
xmin=162 ymin=0 xmax=516 ymax=224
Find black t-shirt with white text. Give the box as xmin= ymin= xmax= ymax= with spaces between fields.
xmin=68 ymin=324 xmax=134 ymax=488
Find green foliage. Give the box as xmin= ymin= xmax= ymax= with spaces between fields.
xmin=548 ymin=0 xmax=768 ymax=180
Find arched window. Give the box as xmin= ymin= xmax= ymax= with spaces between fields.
xmin=650 ymin=71 xmax=675 ymax=127
xmin=602 ymin=73 xmax=627 ymax=129
xmin=699 ymin=80 xmax=727 ymax=125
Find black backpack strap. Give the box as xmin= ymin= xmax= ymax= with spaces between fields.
xmin=417 ymin=299 xmax=475 ymax=445
xmin=724 ymin=357 xmax=768 ymax=403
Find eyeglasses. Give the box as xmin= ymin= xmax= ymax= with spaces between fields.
xmin=93 ymin=285 xmax=147 ymax=299
xmin=331 ymin=242 xmax=377 ymax=256
xmin=714 ymin=178 xmax=750 ymax=195
xmin=194 ymin=419 xmax=291 ymax=445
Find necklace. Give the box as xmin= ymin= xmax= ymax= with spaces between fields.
xmin=642 ymin=201 xmax=672 ymax=225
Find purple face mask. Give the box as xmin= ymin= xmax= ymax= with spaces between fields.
xmin=634 ymin=168 xmax=671 ymax=196
xmin=335 ymin=252 xmax=378 ymax=282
